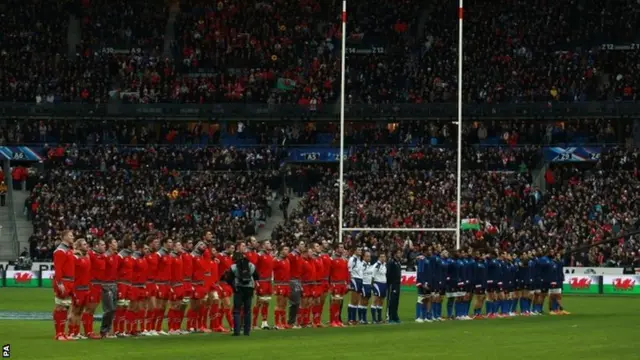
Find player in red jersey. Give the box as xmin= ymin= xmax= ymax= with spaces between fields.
xmin=300 ymin=248 xmax=317 ymax=328
xmin=144 ymin=236 xmax=160 ymax=335
xmin=287 ymin=240 xmax=305 ymax=328
xmin=273 ymin=246 xmax=291 ymax=329
xmin=245 ymin=237 xmax=259 ymax=266
xmin=130 ymin=240 xmax=149 ymax=336
xmin=180 ymin=239 xmax=194 ymax=333
xmin=52 ymin=230 xmax=75 ymax=341
xmin=85 ymin=239 xmax=106 ymax=339
xmin=329 ymin=244 xmax=349 ymax=327
xmin=100 ymin=237 xmax=119 ymax=338
xmin=311 ymin=246 xmax=325 ymax=327
xmin=188 ymin=241 xmax=207 ymax=332
xmin=69 ymin=238 xmax=92 ymax=339
xmin=207 ymin=245 xmax=227 ymax=333
xmin=318 ymin=242 xmax=333 ymax=324
xmin=114 ymin=237 xmax=136 ymax=337
xmin=155 ymin=237 xmax=174 ymax=335
xmin=168 ymin=241 xmax=185 ymax=334
xmin=216 ymin=241 xmax=235 ymax=330
xmin=252 ymin=240 xmax=274 ymax=330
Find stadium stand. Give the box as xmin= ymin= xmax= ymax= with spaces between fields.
xmin=0 ymin=0 xmax=639 ymax=270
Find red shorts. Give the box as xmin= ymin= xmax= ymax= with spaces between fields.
xmin=89 ymin=284 xmax=102 ymax=303
xmin=274 ymin=284 xmax=290 ymax=297
xmin=183 ymin=281 xmax=193 ymax=298
xmin=303 ymin=284 xmax=318 ymax=298
xmin=146 ymin=282 xmax=158 ymax=298
xmin=320 ymin=280 xmax=330 ymax=294
xmin=117 ymin=284 xmax=134 ymax=301
xmin=170 ymin=285 xmax=184 ymax=301
xmin=219 ymin=283 xmax=233 ymax=298
xmin=157 ymin=284 xmax=171 ymax=300
xmin=53 ymin=281 xmax=74 ymax=299
xmin=256 ymin=281 xmax=273 ymax=297
xmin=72 ymin=290 xmax=91 ymax=307
xmin=331 ymin=283 xmax=348 ymax=297
xmin=193 ymin=285 xmax=207 ymax=300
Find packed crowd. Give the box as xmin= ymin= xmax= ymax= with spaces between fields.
xmin=0 ymin=117 xmax=628 ymax=148
xmin=26 ymin=147 xmax=282 ymax=260
xmin=3 ymin=0 xmax=640 ymax=104
xmin=273 ymin=146 xmax=640 ymax=268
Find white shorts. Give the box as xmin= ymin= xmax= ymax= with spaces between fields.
xmin=548 ymin=288 xmax=562 ymax=295
xmin=534 ymin=289 xmax=542 ymax=294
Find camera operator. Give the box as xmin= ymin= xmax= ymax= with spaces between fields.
xmin=226 ymin=241 xmax=259 ymax=336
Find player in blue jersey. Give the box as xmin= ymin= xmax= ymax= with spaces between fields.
xmin=549 ymin=251 xmax=570 ymax=315
xmin=485 ymin=252 xmax=501 ymax=319
xmin=442 ymin=251 xmax=458 ymax=320
xmin=453 ymin=252 xmax=467 ymax=320
xmin=504 ymin=254 xmax=517 ymax=316
xmin=495 ymin=253 xmax=508 ymax=318
xmin=430 ymin=250 xmax=446 ymax=321
xmin=471 ymin=251 xmax=487 ymax=319
xmin=518 ymin=253 xmax=533 ymax=315
xmin=535 ymin=250 xmax=552 ymax=315
xmin=460 ymin=251 xmax=474 ymax=320
xmin=530 ymin=250 xmax=543 ymax=315
xmin=415 ymin=248 xmax=433 ymax=323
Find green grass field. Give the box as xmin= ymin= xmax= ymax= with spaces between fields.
xmin=0 ymin=289 xmax=638 ymax=360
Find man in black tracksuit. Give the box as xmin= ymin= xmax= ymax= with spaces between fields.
xmin=386 ymin=249 xmax=403 ymax=323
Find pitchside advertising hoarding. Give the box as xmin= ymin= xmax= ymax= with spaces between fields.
xmin=602 ymin=275 xmax=640 ymax=294
xmin=562 ymin=275 xmax=600 ymax=294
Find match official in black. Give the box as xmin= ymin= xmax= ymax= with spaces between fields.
xmin=228 ymin=242 xmax=259 ymax=336
xmin=386 ymin=249 xmax=402 ymax=323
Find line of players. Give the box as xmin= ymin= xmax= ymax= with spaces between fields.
xmin=412 ymin=247 xmax=570 ymax=322
xmin=50 ymin=230 xmax=366 ymax=341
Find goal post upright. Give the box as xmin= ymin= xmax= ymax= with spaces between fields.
xmin=455 ymin=0 xmax=464 ymax=250
xmin=338 ymin=0 xmax=347 ymax=244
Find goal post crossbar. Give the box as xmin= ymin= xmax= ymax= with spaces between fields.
xmin=341 ymin=228 xmax=457 ymax=232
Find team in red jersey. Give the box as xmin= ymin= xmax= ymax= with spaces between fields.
xmin=329 ymin=244 xmax=349 ymax=327
xmin=85 ymin=239 xmax=106 ymax=338
xmin=114 ymin=237 xmax=136 ymax=337
xmin=216 ymin=242 xmax=235 ymax=330
xmin=130 ymin=241 xmax=149 ymax=335
xmin=69 ymin=238 xmax=92 ymax=339
xmin=52 ymin=230 xmax=76 ymax=341
xmin=144 ymin=237 xmax=160 ymax=335
xmin=252 ymin=240 xmax=274 ymax=329
xmin=273 ymin=246 xmax=291 ymax=329
xmin=49 ymin=230 xmax=377 ymax=341
xmin=155 ymin=238 xmax=173 ymax=334
xmin=167 ymin=241 xmax=185 ymax=334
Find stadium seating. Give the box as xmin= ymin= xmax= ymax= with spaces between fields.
xmin=4 ymin=0 xmax=639 ymax=103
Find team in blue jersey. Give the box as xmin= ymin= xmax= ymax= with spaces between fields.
xmin=414 ymin=247 xmax=570 ymax=322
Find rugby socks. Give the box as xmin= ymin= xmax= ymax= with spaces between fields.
xmin=252 ymin=305 xmax=260 ymax=328
xmin=81 ymin=313 xmax=92 ymax=335
xmin=261 ymin=303 xmax=269 ymax=323
xmin=198 ymin=306 xmax=207 ymax=329
xmin=486 ymin=301 xmax=493 ymax=315
xmin=415 ymin=302 xmax=422 ymax=319
xmin=155 ymin=308 xmax=165 ymax=331
xmin=312 ymin=305 xmax=321 ymax=325
xmin=330 ymin=303 xmax=340 ymax=323
xmin=225 ymin=308 xmax=234 ymax=329
xmin=145 ymin=309 xmax=154 ymax=331
xmin=347 ymin=304 xmax=356 ymax=322
xmin=113 ymin=308 xmax=123 ymax=333
xmin=371 ymin=306 xmax=378 ymax=322
xmin=446 ymin=299 xmax=454 ymax=318
xmin=126 ymin=310 xmax=135 ymax=333
xmin=53 ymin=309 xmax=67 ymax=335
